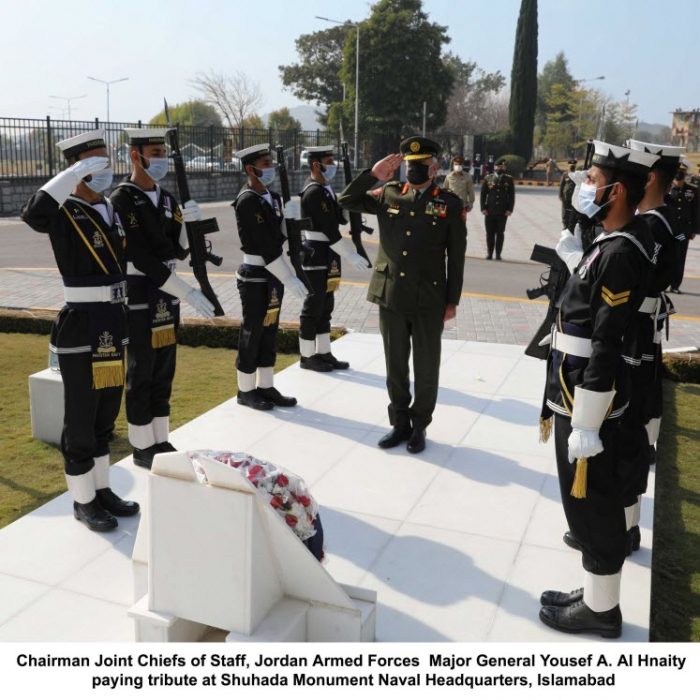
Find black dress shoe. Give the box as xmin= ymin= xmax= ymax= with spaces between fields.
xmin=237 ymin=389 xmax=274 ymax=411
xmin=318 ymin=352 xmax=350 ymax=370
xmin=485 ymin=254 xmax=493 ymax=260
xmin=496 ymin=255 xmax=502 ymax=260
xmin=96 ymin=488 xmax=140 ymax=517
xmin=627 ymin=525 xmax=641 ymax=555
xmin=74 ymin=498 xmax=118 ymax=532
xmin=539 ymin=601 xmax=622 ymax=638
xmin=540 ymin=587 xmax=583 ymax=606
xmin=132 ymin=444 xmax=163 ymax=470
xmin=300 ymin=354 xmax=334 ymax=372
xmin=406 ymin=427 xmax=426 ymax=454
xmin=669 ymin=287 xmax=681 ymax=294
xmin=378 ymin=424 xmax=412 ymax=449
xmin=155 ymin=441 xmax=177 ymax=453
xmin=256 ymin=386 xmax=297 ymax=407
xmin=563 ymin=530 xmax=583 ymax=551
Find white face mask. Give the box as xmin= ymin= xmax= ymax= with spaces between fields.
xmin=453 ymin=164 xmax=463 ymax=172
xmin=573 ymin=181 xmax=615 ymax=219
xmin=322 ymin=163 xmax=337 ymax=181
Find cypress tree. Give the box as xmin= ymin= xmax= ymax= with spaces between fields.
xmin=509 ymin=0 xmax=538 ymax=160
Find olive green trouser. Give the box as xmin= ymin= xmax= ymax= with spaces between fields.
xmin=378 ymin=305 xmax=444 ymax=430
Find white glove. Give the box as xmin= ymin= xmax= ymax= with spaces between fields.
xmin=556 ymin=228 xmax=584 ymax=274
xmin=330 ymin=236 xmax=370 ymax=271
xmin=567 ymin=428 xmax=604 ymax=463
xmin=159 ymin=271 xmax=215 ymax=318
xmin=283 ymin=198 xmax=302 ymax=220
xmin=40 ymin=156 xmax=110 ymax=206
xmin=181 ymin=199 xmax=201 ymax=223
xmin=186 ymin=288 xmax=216 ymax=318
xmin=538 ymin=333 xmax=551 ymax=347
xmin=265 ymin=254 xmax=308 ymax=300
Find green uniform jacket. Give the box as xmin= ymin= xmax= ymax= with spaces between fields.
xmin=338 ymin=169 xmax=467 ymax=315
xmin=480 ymin=172 xmax=515 ymax=215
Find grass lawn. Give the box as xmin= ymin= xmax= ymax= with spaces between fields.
xmin=650 ymin=380 xmax=700 ymax=641
xmin=0 ymin=332 xmax=297 ymax=529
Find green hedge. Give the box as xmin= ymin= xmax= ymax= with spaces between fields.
xmin=663 ymin=352 xmax=700 ymax=384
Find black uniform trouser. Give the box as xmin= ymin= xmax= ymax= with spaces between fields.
xmin=378 ymin=305 xmax=444 ymax=430
xmin=58 ymin=352 xmax=123 ymax=476
xmin=126 ymin=309 xmax=177 ymax=427
xmin=670 ymin=237 xmax=690 ymax=289
xmin=300 ymin=268 xmax=335 ymax=341
xmin=554 ymin=414 xmax=627 ymax=575
xmin=236 ymin=276 xmax=283 ymax=374
xmin=484 ymin=215 xmax=507 ymax=257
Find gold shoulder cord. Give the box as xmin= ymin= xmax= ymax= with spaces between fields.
xmin=64 ymin=203 xmax=123 ymax=274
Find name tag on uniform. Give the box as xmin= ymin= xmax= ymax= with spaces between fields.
xmin=387 ymin=206 xmax=400 ymax=215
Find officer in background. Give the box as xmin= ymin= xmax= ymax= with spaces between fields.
xmin=298 ymin=146 xmax=368 ymax=372
xmin=558 ymin=159 xmax=577 ymax=229
xmin=665 ymin=162 xmax=697 ymax=293
xmin=442 ymin=155 xmax=475 ymax=212
xmin=22 ymin=130 xmax=138 ymax=530
xmin=473 ymin=153 xmax=482 ymax=184
xmin=232 ymin=144 xmax=308 ymax=410
xmin=538 ymin=141 xmax=658 ymax=638
xmin=339 ymin=136 xmax=467 ymax=454
xmin=110 ymin=129 xmax=214 ymax=470
xmin=480 ymin=157 xmax=515 ymax=260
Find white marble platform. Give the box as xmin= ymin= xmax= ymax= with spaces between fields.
xmin=0 ymin=333 xmax=654 ymax=642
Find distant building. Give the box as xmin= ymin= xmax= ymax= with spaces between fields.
xmin=672 ymin=109 xmax=700 ymax=151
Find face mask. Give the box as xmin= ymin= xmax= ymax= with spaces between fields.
xmin=322 ymin=163 xmax=337 ymax=181
xmin=573 ymin=181 xmax=615 ymax=220
xmin=84 ymin=167 xmax=114 ymax=193
xmin=675 ymin=172 xmax=685 ymax=181
xmin=254 ymin=166 xmax=276 ymax=186
xmin=142 ymin=156 xmax=169 ymax=181
xmin=453 ymin=165 xmax=463 ymax=172
xmin=406 ymin=161 xmax=430 ymax=185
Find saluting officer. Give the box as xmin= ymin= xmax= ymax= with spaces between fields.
xmin=298 ymin=146 xmax=369 ymax=372
xmin=110 ymin=128 xmax=215 ymax=470
xmin=338 ymin=136 xmax=467 ymax=454
xmin=232 ymin=144 xmax=308 ymax=410
xmin=22 ymin=129 xmax=138 ymax=531
xmin=558 ymin=159 xmax=577 ymax=229
xmin=665 ymin=162 xmax=698 ymax=293
xmin=480 ymin=157 xmax=515 ymax=260
xmin=538 ymin=141 xmax=659 ymax=638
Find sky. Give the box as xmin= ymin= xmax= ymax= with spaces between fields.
xmin=0 ymin=0 xmax=696 ymax=127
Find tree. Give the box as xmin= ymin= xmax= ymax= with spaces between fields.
xmin=267 ymin=107 xmax=302 ymax=131
xmin=509 ymin=0 xmax=538 ymax=160
xmin=148 ymin=100 xmax=222 ymax=127
xmin=542 ymin=83 xmax=576 ymax=157
xmin=339 ymin=0 xmax=454 ymax=138
xmin=240 ymin=114 xmax=265 ymax=130
xmin=279 ymin=25 xmax=349 ymax=126
xmin=442 ymin=54 xmax=507 ymax=134
xmin=536 ymin=52 xmax=575 ymax=132
xmin=191 ymin=70 xmax=263 ymax=129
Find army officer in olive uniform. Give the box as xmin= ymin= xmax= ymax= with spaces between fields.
xmin=338 ymin=136 xmax=467 ymax=454
xmin=480 ymin=157 xmax=515 ymax=260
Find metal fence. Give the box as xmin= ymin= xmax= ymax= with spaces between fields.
xmin=0 ymin=116 xmax=470 ymax=178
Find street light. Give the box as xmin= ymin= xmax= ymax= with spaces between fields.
xmin=574 ymin=75 xmax=605 ymax=148
xmin=316 ymin=15 xmax=360 ymax=168
xmin=49 ymin=94 xmax=86 ymax=120
xmin=86 ymin=76 xmax=129 ymax=123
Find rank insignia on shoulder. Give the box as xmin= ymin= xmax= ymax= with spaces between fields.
xmin=128 ymin=212 xmax=138 ymax=227
xmin=255 ymin=212 xmax=265 ymax=224
xmin=601 ymin=286 xmax=630 ymax=307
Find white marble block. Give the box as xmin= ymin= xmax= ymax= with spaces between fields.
xmin=28 ymin=368 xmax=64 ymax=445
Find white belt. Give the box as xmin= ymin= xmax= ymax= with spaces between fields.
xmin=64 ymin=281 xmax=127 ymax=304
xmin=302 ymin=230 xmax=330 ymax=242
xmin=638 ymin=296 xmax=659 ymax=314
xmin=243 ymin=254 xmax=265 ymax=266
xmin=127 ymin=259 xmax=177 ymax=276
xmin=551 ymin=327 xmax=592 ymax=358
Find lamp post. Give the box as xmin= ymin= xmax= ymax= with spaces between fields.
xmin=49 ymin=94 xmax=86 ymax=121
xmin=574 ymin=75 xmax=605 ymax=152
xmin=316 ymin=15 xmax=360 ymax=168
xmin=86 ymin=76 xmax=129 ymax=123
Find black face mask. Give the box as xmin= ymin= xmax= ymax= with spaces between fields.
xmin=406 ymin=162 xmax=430 ymax=184
xmin=675 ymin=172 xmax=686 ymax=181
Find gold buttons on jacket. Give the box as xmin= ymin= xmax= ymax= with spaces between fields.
xmin=400 ymin=272 xmax=406 ymax=277
xmin=402 ymin=251 xmax=408 ymax=256
xmin=410 ymin=211 xmax=415 ymax=216
xmin=406 ymin=230 xmax=411 ymax=235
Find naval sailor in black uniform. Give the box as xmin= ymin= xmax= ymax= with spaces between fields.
xmin=232 ymin=143 xmax=308 ymax=410
xmin=21 ymin=129 xmax=138 ymax=531
xmin=665 ymin=162 xmax=698 ymax=293
xmin=110 ymin=128 xmax=215 ymax=470
xmin=539 ymin=140 xmax=659 ymax=637
xmin=298 ymin=145 xmax=369 ymax=371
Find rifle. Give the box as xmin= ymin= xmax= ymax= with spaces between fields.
xmin=164 ymin=99 xmax=224 ymax=316
xmin=341 ymin=141 xmax=373 ymax=264
xmin=524 ymin=244 xmax=570 ymax=360
xmin=275 ymin=145 xmax=314 ymax=295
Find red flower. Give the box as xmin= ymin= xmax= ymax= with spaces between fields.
xmin=285 ymin=514 xmax=298 ymax=527
xmin=276 ymin=474 xmax=289 ymax=487
xmin=248 ymin=465 xmax=263 ymax=478
xmin=270 ymin=496 xmax=283 ymax=509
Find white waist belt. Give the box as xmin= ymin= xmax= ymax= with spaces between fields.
xmin=243 ymin=254 xmax=265 ymax=266
xmin=64 ymin=282 xmax=126 ymax=304
xmin=552 ymin=327 xmax=592 ymax=358
xmin=126 ymin=259 xmax=177 ymax=276
xmin=638 ymin=296 xmax=659 ymax=314
xmin=302 ymin=230 xmax=330 ymax=242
